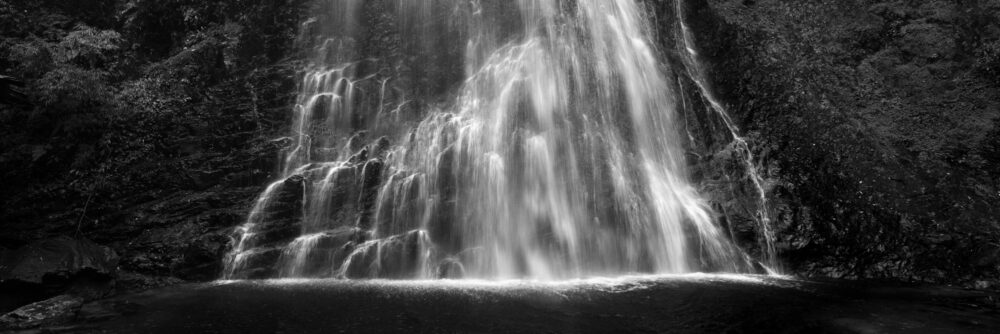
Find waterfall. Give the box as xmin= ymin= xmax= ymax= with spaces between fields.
xmin=223 ymin=0 xmax=773 ymax=280
xmin=673 ymin=0 xmax=779 ymax=273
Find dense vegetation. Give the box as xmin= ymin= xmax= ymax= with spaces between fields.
xmin=0 ymin=0 xmax=306 ymax=282
xmin=0 ymin=0 xmax=997 ymax=289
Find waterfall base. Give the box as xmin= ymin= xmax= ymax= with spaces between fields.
xmin=55 ymin=277 xmax=999 ymax=333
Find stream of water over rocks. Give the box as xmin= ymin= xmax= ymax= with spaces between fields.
xmin=223 ymin=0 xmax=777 ymax=281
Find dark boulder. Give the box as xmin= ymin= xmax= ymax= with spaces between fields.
xmin=171 ymin=232 xmax=230 ymax=281
xmin=0 ymin=236 xmax=118 ymax=308
xmin=0 ymin=295 xmax=84 ymax=330
xmin=0 ymin=236 xmax=118 ymax=285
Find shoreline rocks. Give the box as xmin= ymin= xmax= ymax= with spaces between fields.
xmin=0 ymin=236 xmax=118 ymax=314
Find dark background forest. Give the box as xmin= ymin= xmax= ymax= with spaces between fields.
xmin=1 ymin=0 xmax=998 ymax=311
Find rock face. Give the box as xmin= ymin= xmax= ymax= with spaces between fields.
xmin=224 ymin=137 xmax=421 ymax=279
xmin=0 ymin=236 xmax=117 ymax=313
xmin=222 ymin=175 xmax=307 ymax=279
xmin=112 ymin=187 xmax=265 ymax=282
xmin=657 ymin=0 xmax=1000 ymax=285
xmin=0 ymin=236 xmax=118 ymax=287
xmin=0 ymin=295 xmax=84 ymax=330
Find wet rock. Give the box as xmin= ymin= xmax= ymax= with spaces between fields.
xmin=373 ymin=173 xmax=424 ymax=236
xmin=427 ymin=199 xmax=462 ymax=254
xmin=345 ymin=58 xmax=379 ymax=79
xmin=370 ymin=136 xmax=392 ymax=157
xmin=436 ymin=259 xmax=464 ymax=279
xmin=308 ymin=94 xmax=334 ymax=123
xmin=253 ymin=175 xmax=306 ymax=247
xmin=356 ymin=159 xmax=385 ymax=230
xmin=343 ymin=230 xmax=428 ymax=279
xmin=435 ymin=145 xmax=457 ymax=197
xmin=347 ymin=132 xmax=369 ymax=156
xmin=348 ymin=147 xmax=369 ymax=164
xmin=322 ymin=165 xmax=361 ymax=229
xmin=359 ymin=160 xmax=385 ymax=191
xmin=0 ymin=295 xmax=83 ymax=330
xmin=277 ymin=228 xmax=367 ymax=277
xmin=239 ymin=248 xmax=284 ymax=279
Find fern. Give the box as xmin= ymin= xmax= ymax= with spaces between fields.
xmin=56 ymin=25 xmax=121 ymax=67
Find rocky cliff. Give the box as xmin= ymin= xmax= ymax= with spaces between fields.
xmin=675 ymin=0 xmax=1000 ymax=286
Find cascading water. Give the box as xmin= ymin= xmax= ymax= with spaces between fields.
xmin=673 ymin=1 xmax=779 ymax=272
xmin=223 ymin=0 xmax=775 ymax=280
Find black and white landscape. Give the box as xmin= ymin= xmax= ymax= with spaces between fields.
xmin=1 ymin=0 xmax=998 ymax=333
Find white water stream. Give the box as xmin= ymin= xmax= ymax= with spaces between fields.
xmin=224 ymin=0 xmax=776 ymax=280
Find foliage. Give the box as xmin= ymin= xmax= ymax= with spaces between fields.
xmin=57 ymin=25 xmax=121 ymax=67
xmin=0 ymin=0 xmax=303 ymax=256
xmin=35 ymin=65 xmax=109 ymax=110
